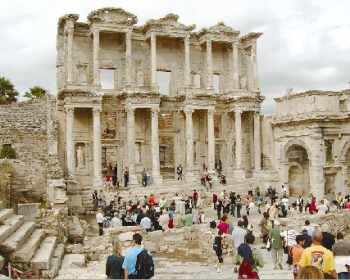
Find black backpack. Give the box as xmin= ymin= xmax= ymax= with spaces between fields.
xmin=136 ymin=250 xmax=154 ymax=279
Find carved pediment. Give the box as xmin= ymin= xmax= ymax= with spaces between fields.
xmin=199 ymin=22 xmax=239 ymax=37
xmin=58 ymin=14 xmax=79 ymax=28
xmin=88 ymin=7 xmax=137 ymax=26
xmin=143 ymin=13 xmax=195 ymax=33
xmin=240 ymin=32 xmax=263 ymax=43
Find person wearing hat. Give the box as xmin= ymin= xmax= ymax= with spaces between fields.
xmin=269 ymin=220 xmax=284 ymax=269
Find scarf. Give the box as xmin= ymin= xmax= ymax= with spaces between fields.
xmin=238 ymin=243 xmax=254 ymax=266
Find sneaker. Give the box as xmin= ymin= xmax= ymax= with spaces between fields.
xmin=278 ymin=264 xmax=283 ymax=270
xmin=217 ymin=267 xmax=221 ymax=273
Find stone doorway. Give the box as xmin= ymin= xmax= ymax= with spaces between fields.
xmin=287 ymin=144 xmax=310 ymax=196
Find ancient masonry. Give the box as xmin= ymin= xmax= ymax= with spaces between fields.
xmin=1 ymin=7 xmax=350 ymax=209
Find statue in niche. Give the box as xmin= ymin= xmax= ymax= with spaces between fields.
xmin=136 ymin=66 xmax=144 ymax=87
xmin=76 ymin=144 xmax=85 ymax=169
xmin=76 ymin=64 xmax=88 ymax=85
xmin=240 ymin=76 xmax=247 ymax=90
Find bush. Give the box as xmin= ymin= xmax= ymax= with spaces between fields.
xmin=0 ymin=145 xmax=16 ymax=159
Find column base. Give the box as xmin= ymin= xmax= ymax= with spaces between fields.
xmin=233 ymin=169 xmax=245 ymax=180
xmin=152 ymin=174 xmax=163 ymax=186
xmin=252 ymin=169 xmax=264 ymax=178
xmin=185 ymin=172 xmax=196 ymax=183
xmin=129 ymin=174 xmax=138 ymax=185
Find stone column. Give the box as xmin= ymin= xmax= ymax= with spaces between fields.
xmin=232 ymin=41 xmax=239 ymax=89
xmin=65 ymin=107 xmax=74 ymax=176
xmin=184 ymin=35 xmax=191 ymax=87
xmin=93 ymin=108 xmax=103 ymax=188
xmin=234 ymin=110 xmax=245 ymax=178
xmin=150 ymin=33 xmax=157 ymax=86
xmin=206 ymin=38 xmax=213 ymax=89
xmin=254 ymin=112 xmax=261 ymax=173
xmin=185 ymin=108 xmax=194 ymax=182
xmin=65 ymin=22 xmax=74 ymax=84
xmin=207 ymin=108 xmax=215 ymax=173
xmin=125 ymin=30 xmax=132 ymax=86
xmin=223 ymin=112 xmax=233 ymax=182
xmin=151 ymin=107 xmax=162 ymax=184
xmin=126 ymin=107 xmax=138 ymax=185
xmin=251 ymin=42 xmax=259 ymax=90
xmin=309 ymin=165 xmax=325 ymax=199
xmin=93 ymin=29 xmax=100 ymax=87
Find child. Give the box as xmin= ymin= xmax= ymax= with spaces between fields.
xmin=213 ymin=230 xmax=224 ymax=272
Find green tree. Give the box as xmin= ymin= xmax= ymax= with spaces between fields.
xmin=0 ymin=76 xmax=18 ymax=104
xmin=24 ymin=86 xmax=47 ymax=100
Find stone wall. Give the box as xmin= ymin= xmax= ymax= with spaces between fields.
xmin=0 ymin=100 xmax=50 ymax=201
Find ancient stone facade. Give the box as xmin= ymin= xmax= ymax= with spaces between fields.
xmin=56 ymin=7 xmax=264 ymax=193
xmin=1 ymin=7 xmax=349 ymax=206
xmin=269 ymin=89 xmax=350 ymax=198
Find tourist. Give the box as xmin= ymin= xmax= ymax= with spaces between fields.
xmin=268 ymin=202 xmax=278 ymax=220
xmin=230 ymin=192 xmax=236 ymax=217
xmin=303 ymin=220 xmax=315 ymax=238
xmin=308 ymin=195 xmax=317 ymax=214
xmin=158 ymin=210 xmax=169 ymax=231
xmin=235 ymin=233 xmax=264 ymax=279
xmin=112 ymin=163 xmax=118 ymax=188
xmin=241 ymin=215 xmax=249 ymax=229
xmin=105 ymin=162 xmax=113 ymax=190
xmin=301 ymin=229 xmax=312 ymax=248
xmin=333 ymin=232 xmax=350 ymax=256
xmin=318 ymin=200 xmax=328 ymax=215
xmin=123 ymin=167 xmax=129 ymax=188
xmin=281 ymin=195 xmax=289 ymax=217
xmin=269 ymin=220 xmax=284 ymax=270
xmin=140 ymin=215 xmax=152 ymax=232
xmin=96 ymin=209 xmax=104 ymax=236
xmin=110 ymin=212 xmax=123 ymax=228
xmin=296 ymin=265 xmax=324 ymax=279
xmin=296 ymin=195 xmax=304 ymax=213
xmin=182 ymin=210 xmax=193 ymax=227
xmin=299 ymin=230 xmax=336 ymax=278
xmin=192 ymin=189 xmax=198 ymax=208
xmin=259 ymin=212 xmax=270 ymax=247
xmin=216 ymin=198 xmax=223 ymax=220
xmin=217 ymin=215 xmax=230 ymax=234
xmin=281 ymin=225 xmax=298 ymax=268
xmin=291 ymin=235 xmax=305 ymax=278
xmin=176 ymin=164 xmax=183 ymax=181
xmin=320 ymin=223 xmax=335 ymax=251
xmin=92 ymin=190 xmax=98 ymax=210
xmin=142 ymin=168 xmax=147 ymax=187
xmin=148 ymin=194 xmax=157 ymax=207
xmin=106 ymin=239 xmax=124 ymax=279
xmin=236 ymin=195 xmax=242 ymax=218
xmin=122 ymin=233 xmax=144 ymax=279
xmin=213 ymin=193 xmax=218 ymax=210
xmin=213 ymin=230 xmax=224 ymax=273
xmin=232 ymin=220 xmax=247 ymax=255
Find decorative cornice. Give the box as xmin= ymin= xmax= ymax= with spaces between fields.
xmin=88 ymin=7 xmax=137 ymax=26
xmin=143 ymin=13 xmax=195 ymax=34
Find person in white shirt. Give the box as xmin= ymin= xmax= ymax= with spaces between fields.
xmin=303 ymin=220 xmax=315 ymax=237
xmin=96 ymin=209 xmax=104 ymax=236
xmin=317 ymin=199 xmax=328 ymax=215
xmin=140 ymin=215 xmax=152 ymax=232
xmin=158 ymin=210 xmax=170 ymax=231
xmin=231 ymin=220 xmax=247 ymax=253
xmin=110 ymin=213 xmax=122 ymax=228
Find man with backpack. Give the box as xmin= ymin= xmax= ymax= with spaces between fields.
xmin=122 ymin=233 xmax=154 ymax=279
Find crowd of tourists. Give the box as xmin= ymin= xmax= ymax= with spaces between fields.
xmin=97 ymin=179 xmax=350 ymax=279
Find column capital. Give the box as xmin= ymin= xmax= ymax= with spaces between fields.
xmin=151 ymin=107 xmax=160 ymax=114
xmin=127 ymin=107 xmax=135 ymax=114
xmin=232 ymin=40 xmax=239 ymax=47
xmin=92 ymin=107 xmax=101 ymax=114
xmin=234 ymin=109 xmax=243 ymax=114
xmin=208 ymin=107 xmax=215 ymax=115
xmin=184 ymin=107 xmax=194 ymax=114
xmin=65 ymin=106 xmax=74 ymax=115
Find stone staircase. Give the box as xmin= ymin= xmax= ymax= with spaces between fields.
xmin=0 ymin=208 xmax=65 ymax=279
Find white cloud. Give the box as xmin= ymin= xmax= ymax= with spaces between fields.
xmin=0 ymin=0 xmax=349 ymax=114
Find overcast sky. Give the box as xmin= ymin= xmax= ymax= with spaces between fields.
xmin=1 ymin=0 xmax=349 ymax=113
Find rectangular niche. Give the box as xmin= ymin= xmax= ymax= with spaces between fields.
xmin=100 ymin=69 xmax=115 ymax=89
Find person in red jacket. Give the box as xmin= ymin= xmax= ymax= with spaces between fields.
xmin=193 ymin=190 xmax=199 ymax=208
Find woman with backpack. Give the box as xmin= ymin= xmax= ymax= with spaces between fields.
xmin=235 ymin=233 xmax=264 ymax=279
xmin=106 ymin=239 xmax=124 ymax=279
xmin=213 ymin=230 xmax=224 ymax=273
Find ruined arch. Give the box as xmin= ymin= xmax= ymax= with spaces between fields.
xmin=284 ymin=140 xmax=311 ymax=196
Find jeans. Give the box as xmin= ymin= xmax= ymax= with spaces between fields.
xmin=271 ymin=248 xmax=283 ymax=268
xmin=230 ymin=204 xmax=236 ymax=216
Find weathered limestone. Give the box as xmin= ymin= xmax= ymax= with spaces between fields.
xmin=0 ymin=221 xmax=35 ymax=253
xmin=151 ymin=107 xmax=162 ymax=184
xmin=150 ymin=33 xmax=157 ymax=86
xmin=65 ymin=107 xmax=74 ymax=176
xmin=92 ymin=30 xmax=100 ymax=87
xmin=126 ymin=107 xmax=138 ymax=185
xmin=92 ymin=108 xmax=102 ymax=188
xmin=206 ymin=38 xmax=213 ymax=89
xmin=234 ymin=110 xmax=245 ymax=178
xmin=254 ymin=112 xmax=261 ymax=173
xmin=207 ymin=108 xmax=215 ymax=173
xmin=232 ymin=41 xmax=240 ymax=89
xmin=31 ymin=236 xmax=58 ymax=270
xmin=125 ymin=30 xmax=133 ymax=86
xmin=185 ymin=108 xmax=194 ymax=182
xmin=184 ymin=35 xmax=191 ymax=87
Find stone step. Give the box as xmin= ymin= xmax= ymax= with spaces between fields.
xmin=11 ymin=229 xmax=45 ymax=263
xmin=0 ymin=209 xmax=14 ymax=223
xmin=0 ymin=221 xmax=36 ymax=253
xmin=42 ymin=243 xmax=65 ymax=279
xmin=0 ymin=215 xmax=24 ymax=244
xmin=31 ymin=236 xmax=57 ymax=270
